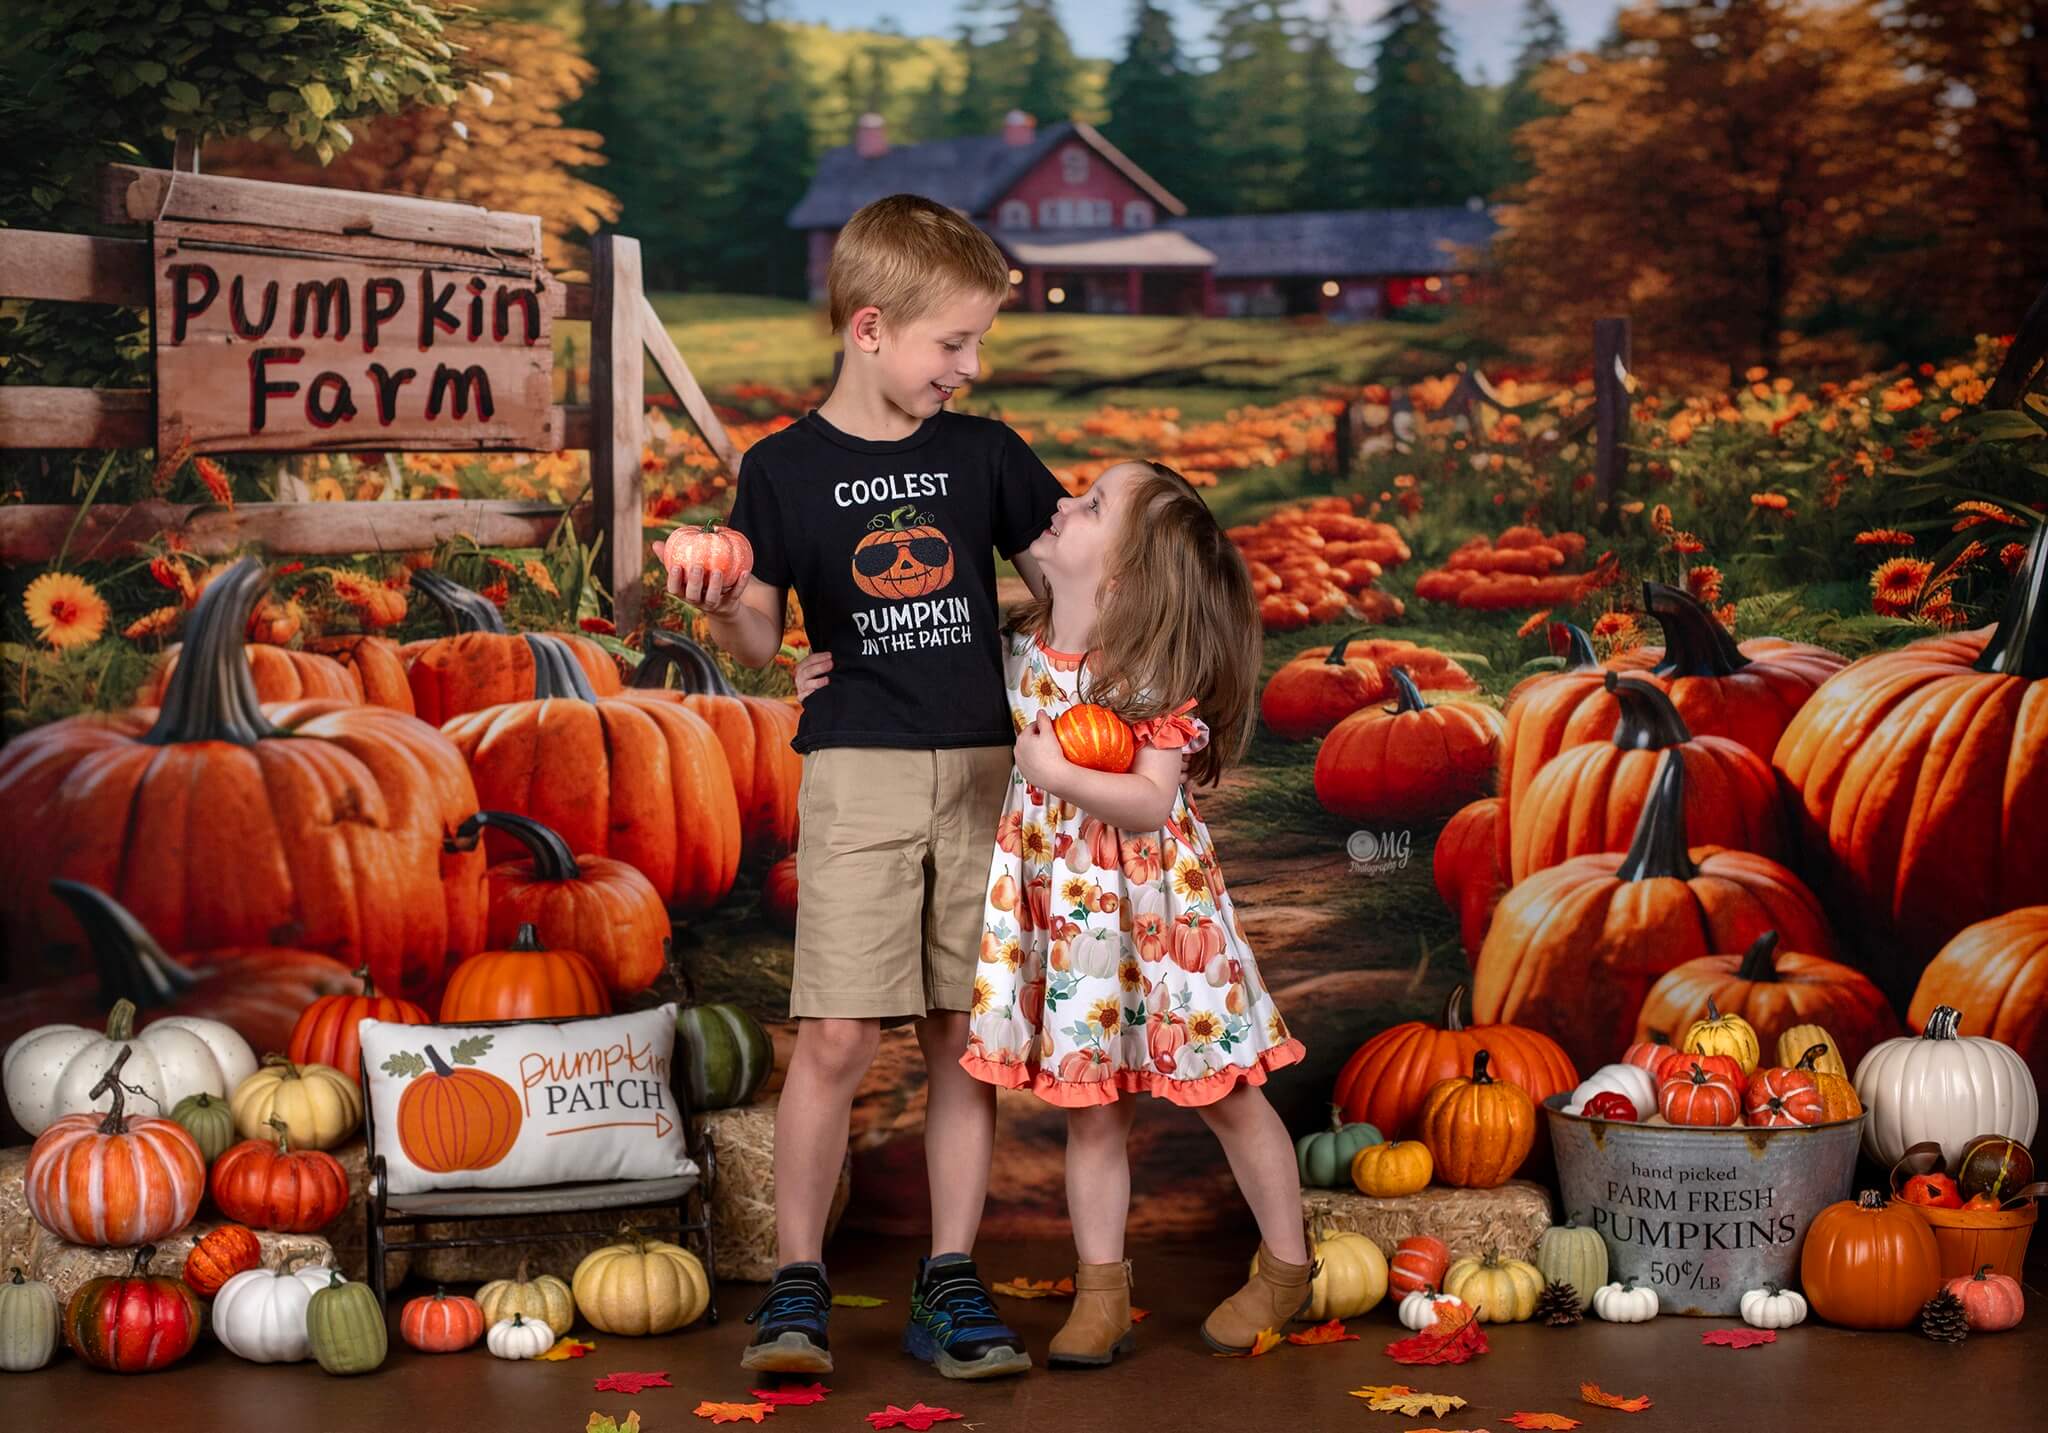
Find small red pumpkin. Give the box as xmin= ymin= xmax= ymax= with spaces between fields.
xmin=1743 ymin=1065 xmax=1824 ymax=1128
xmin=1582 ymin=1091 xmax=1640 ymax=1122
xmin=1658 ymin=1053 xmax=1742 ymax=1125
xmin=1945 ymin=1264 xmax=2025 ymax=1332
xmin=64 ymin=1245 xmax=201 ymax=1372
xmin=1899 ymin=1172 xmax=1964 ymax=1209
xmin=1389 ymin=1235 xmax=1452 ymax=1297
xmin=181 ymin=1223 xmax=262 ymax=1299
xmin=209 ymin=1116 xmax=350 ymax=1233
xmin=1621 ymin=1037 xmax=1673 ymax=1072
xmin=286 ymin=964 xmax=431 ymax=1081
xmin=400 ymin=1286 xmax=488 ymax=1352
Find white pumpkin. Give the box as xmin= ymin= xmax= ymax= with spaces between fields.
xmin=1564 ymin=1062 xmax=1658 ymax=1118
xmin=1739 ymin=1284 xmax=1807 ymax=1329
xmin=486 ymin=1312 xmax=556 ymax=1360
xmin=1060 ymin=929 xmax=1121 ymax=980
xmin=1592 ymin=1279 xmax=1659 ymax=1323
xmin=3 ymin=998 xmax=257 ymax=1136
xmin=1854 ymin=1005 xmax=2039 ymax=1169
xmin=1397 ymin=1288 xmax=1464 ymax=1330
xmin=212 ymin=1264 xmax=342 ymax=1364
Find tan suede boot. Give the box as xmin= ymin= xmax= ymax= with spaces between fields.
xmin=1200 ymin=1243 xmax=1315 ymax=1354
xmin=1047 ymin=1260 xmax=1135 ymax=1369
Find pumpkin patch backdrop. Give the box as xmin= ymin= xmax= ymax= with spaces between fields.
xmin=3 ymin=0 xmax=2047 ymax=1271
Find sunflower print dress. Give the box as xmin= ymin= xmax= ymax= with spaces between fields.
xmin=958 ymin=628 xmax=1306 ymax=1107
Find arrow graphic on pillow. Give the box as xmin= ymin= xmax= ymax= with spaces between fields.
xmin=547 ymin=1111 xmax=674 ymax=1138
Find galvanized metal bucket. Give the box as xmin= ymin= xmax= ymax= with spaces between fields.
xmin=1544 ymin=1094 xmax=1862 ymax=1316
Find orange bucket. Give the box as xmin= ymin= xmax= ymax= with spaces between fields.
xmin=1910 ymin=1199 xmax=2037 ymax=1281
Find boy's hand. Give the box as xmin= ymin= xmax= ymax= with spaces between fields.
xmin=654 ymin=540 xmax=749 ymax=617
xmin=1014 ymin=711 xmax=1071 ymax=789
xmin=792 ymin=650 xmax=833 ymax=702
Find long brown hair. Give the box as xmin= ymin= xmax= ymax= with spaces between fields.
xmin=1007 ymin=461 xmax=1260 ymax=788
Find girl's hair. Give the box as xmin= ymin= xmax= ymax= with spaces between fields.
xmin=1007 ymin=460 xmax=1260 ymax=789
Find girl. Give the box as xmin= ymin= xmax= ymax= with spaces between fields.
xmin=959 ymin=458 xmax=1311 ymax=1366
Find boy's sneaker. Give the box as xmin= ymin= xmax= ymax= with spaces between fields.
xmin=902 ymin=1253 xmax=1033 ymax=1380
xmin=741 ymin=1262 xmax=833 ymax=1374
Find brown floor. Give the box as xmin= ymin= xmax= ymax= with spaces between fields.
xmin=15 ymin=1234 xmax=2046 ymax=1431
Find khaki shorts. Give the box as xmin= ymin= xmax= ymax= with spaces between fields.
xmin=791 ymin=744 xmax=1013 ymax=1022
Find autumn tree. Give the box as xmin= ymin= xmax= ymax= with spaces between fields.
xmin=1484 ymin=0 xmax=1945 ymax=384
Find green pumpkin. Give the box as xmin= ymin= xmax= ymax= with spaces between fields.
xmin=1294 ymin=1105 xmax=1384 ymax=1188
xmin=169 ymin=1091 xmax=238 ymax=1165
xmin=676 ymin=1000 xmax=772 ymax=1111
xmin=306 ymin=1270 xmax=387 ymax=1376
xmin=1534 ymin=1216 xmax=1610 ymax=1313
xmin=1 ymin=1267 xmax=60 ymax=1373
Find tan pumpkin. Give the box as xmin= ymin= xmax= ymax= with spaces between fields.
xmin=1351 ymin=1140 xmax=1432 ymax=1198
xmin=229 ymin=1056 xmax=362 ymax=1151
xmin=1252 ymin=1220 xmax=1387 ymax=1321
xmin=476 ymin=1259 xmax=575 ymax=1337
xmin=1778 ymin=1023 xmax=1847 ymax=1076
xmin=1443 ymin=1251 xmax=1543 ymax=1322
xmin=1416 ymin=1049 xmax=1536 ymax=1189
xmin=1794 ymin=1042 xmax=1864 ymax=1120
xmin=571 ymin=1230 xmax=709 ymax=1335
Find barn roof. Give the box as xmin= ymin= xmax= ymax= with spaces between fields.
xmin=1165 ymin=207 xmax=1496 ymax=278
xmin=986 ymin=228 xmax=1216 ymax=269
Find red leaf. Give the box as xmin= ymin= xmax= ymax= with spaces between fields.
xmin=1580 ymin=1383 xmax=1653 ymax=1412
xmin=1701 ymin=1327 xmax=1777 ymax=1349
xmin=1506 ymin=1415 xmax=1583 ymax=1430
xmin=750 ymin=1383 xmax=829 ymax=1406
xmin=1385 ymin=1307 xmax=1490 ymax=1366
xmin=1286 ymin=1318 xmax=1360 ymax=1345
xmin=865 ymin=1404 xmax=963 ymax=1431
xmin=595 ymin=1372 xmax=672 ymax=1394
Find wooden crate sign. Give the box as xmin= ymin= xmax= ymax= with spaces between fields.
xmin=152 ymin=220 xmax=554 ymax=455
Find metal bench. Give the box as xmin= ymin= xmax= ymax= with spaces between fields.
xmin=357 ymin=1016 xmax=720 ymax=1322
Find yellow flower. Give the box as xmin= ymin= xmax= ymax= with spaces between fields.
xmin=1018 ymin=823 xmax=1053 ymax=863
xmin=308 ymin=476 xmax=348 ymax=502
xmin=1118 ymin=957 xmax=1142 ymax=988
xmin=971 ymin=976 xmax=994 ymax=1017
xmin=1086 ymin=998 xmax=1122 ymax=1033
xmin=24 ymin=571 xmax=109 ymax=650
xmin=1186 ymin=1010 xmax=1223 ymax=1043
xmin=522 ymin=559 xmax=560 ymax=598
xmin=1060 ymin=876 xmax=1095 ymax=908
xmin=1172 ymin=858 xmax=1211 ymax=903
xmin=1267 ymin=1013 xmax=1290 ymax=1044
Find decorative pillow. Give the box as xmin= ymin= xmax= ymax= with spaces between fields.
xmin=359 ymin=1006 xmax=695 ymax=1196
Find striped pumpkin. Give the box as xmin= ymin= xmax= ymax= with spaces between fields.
xmin=675 ymin=990 xmax=772 ymax=1111
xmin=25 ymin=1049 xmax=205 ymax=1248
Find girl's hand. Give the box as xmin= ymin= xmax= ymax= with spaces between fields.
xmin=792 ymin=650 xmax=833 ymax=702
xmin=1014 ymin=711 xmax=1070 ymax=788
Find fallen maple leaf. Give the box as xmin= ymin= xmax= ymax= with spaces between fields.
xmin=750 ymin=1384 xmax=829 ymax=1407
xmin=992 ymin=1277 xmax=1060 ymax=1299
xmin=1352 ymin=1384 xmax=1414 ymax=1402
xmin=1368 ymin=1388 xmax=1468 ymax=1416
xmin=1286 ymin=1317 xmax=1359 ymax=1346
xmin=1580 ymin=1384 xmax=1652 ymax=1413
xmin=1131 ymin=1306 xmax=1151 ymax=1322
xmin=585 ymin=1415 xmax=641 ymax=1433
xmin=694 ymin=1402 xmax=772 ymax=1425
xmin=865 ymin=1404 xmax=963 ymax=1431
xmin=1701 ymin=1327 xmax=1776 ymax=1349
xmin=540 ymin=1337 xmax=597 ymax=1360
xmin=1385 ymin=1319 xmax=1489 ymax=1366
xmin=1213 ymin=1326 xmax=1286 ymax=1358
xmin=595 ymin=1372 xmax=672 ymax=1394
xmin=832 ymin=1293 xmax=886 ymax=1308
xmin=1505 ymin=1414 xmax=1583 ymax=1430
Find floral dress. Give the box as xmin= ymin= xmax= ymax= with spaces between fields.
xmin=959 ymin=629 xmax=1305 ymax=1107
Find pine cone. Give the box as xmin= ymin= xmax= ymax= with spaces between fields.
xmin=1535 ymin=1280 xmax=1583 ymax=1326
xmin=1919 ymin=1289 xmax=1969 ymax=1343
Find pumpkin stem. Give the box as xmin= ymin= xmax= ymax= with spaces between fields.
xmin=104 ymin=996 xmax=138 ymax=1044
xmin=1643 ymin=579 xmax=1749 ymax=678
xmin=1327 ymin=1104 xmax=1347 ymax=1133
xmin=261 ymin=1053 xmax=301 ymax=1077
xmin=1324 ymin=634 xmax=1360 ymax=667
xmin=1856 ymin=1189 xmax=1887 ymax=1210
xmin=451 ymin=812 xmax=583 ymax=883
xmin=413 ymin=569 xmax=511 ymax=635
xmin=327 ymin=1269 xmax=346 ymax=1287
xmin=634 ymin=629 xmax=738 ymax=697
xmin=1735 ymin=931 xmax=1780 ymax=983
xmin=1614 ymin=751 xmax=1696 ymax=882
xmin=1604 ymin=671 xmax=1692 ymax=750
xmin=514 ymin=1257 xmax=532 ymax=1283
xmin=143 ymin=556 xmax=285 ymax=746
xmin=49 ymin=880 xmax=198 ymax=1015
xmin=423 ymin=1044 xmax=456 ymax=1078
xmin=1441 ymin=984 xmax=1471 ymax=1032
xmin=1796 ymin=1042 xmax=1831 ymax=1072
xmin=1971 ymin=521 xmax=2048 ymax=678
xmin=1471 ymin=1048 xmax=1495 ymax=1084
xmin=90 ymin=1047 xmax=133 ymax=1132
xmin=528 ymin=633 xmax=600 ymax=702
xmin=129 ymin=1246 xmax=154 ymax=1277
xmin=1976 ymin=1265 xmax=1994 ymax=1281
xmin=8 ymin=1268 xmax=24 ymax=1285
xmin=1923 ymin=1006 xmax=1961 ymax=1041
xmin=1704 ymin=996 xmax=1722 ymax=1022
xmin=267 ymin=1114 xmax=293 ymax=1154
xmin=352 ymin=965 xmax=379 ymax=998
xmin=511 ymin=923 xmax=546 ymax=952
xmin=1551 ymin=621 xmax=1599 ymax=670
xmin=1384 ymin=666 xmax=1427 ymax=714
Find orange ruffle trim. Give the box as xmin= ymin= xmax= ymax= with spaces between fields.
xmin=960 ymin=1037 xmax=1307 ymax=1109
xmin=1132 ymin=698 xmax=1206 ymax=751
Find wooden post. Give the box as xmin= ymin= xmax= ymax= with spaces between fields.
xmin=1334 ymin=402 xmax=1354 ymax=488
xmin=1125 ymin=267 xmax=1143 ymax=316
xmin=171 ymin=134 xmax=199 ymax=173
xmin=590 ymin=233 xmax=646 ymax=635
xmin=1593 ymin=316 xmax=1632 ymax=531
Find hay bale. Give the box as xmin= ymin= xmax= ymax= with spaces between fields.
xmin=0 ymin=1146 xmax=32 ymax=1276
xmin=703 ymin=1096 xmax=850 ymax=1283
xmin=30 ymin=1221 xmax=337 ymax=1307
xmin=1302 ymin=1180 xmax=1552 ymax=1263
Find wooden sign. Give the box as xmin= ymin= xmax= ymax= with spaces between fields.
xmin=152 ymin=218 xmax=555 ymax=455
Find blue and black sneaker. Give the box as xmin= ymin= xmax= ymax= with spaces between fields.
xmin=741 ymin=1262 xmax=833 ymax=1374
xmin=902 ymin=1253 xmax=1033 ymax=1380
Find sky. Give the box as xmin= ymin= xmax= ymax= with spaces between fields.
xmin=775 ymin=1 xmax=1625 ymax=86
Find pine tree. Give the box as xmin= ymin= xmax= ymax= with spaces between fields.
xmin=1102 ymin=0 xmax=1211 ymax=212
xmin=1201 ymin=1 xmax=1307 ymax=215
xmin=1357 ymin=0 xmax=1491 ymax=207
xmin=1294 ymin=15 xmax=1364 ymax=209
xmin=946 ymin=4 xmax=1006 ymax=136
xmin=725 ymin=2 xmax=816 ymax=296
xmin=1005 ymin=0 xmax=1081 ymax=124
xmin=908 ymin=66 xmax=955 ymax=142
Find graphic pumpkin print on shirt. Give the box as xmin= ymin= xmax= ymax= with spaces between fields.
xmin=960 ymin=630 xmax=1307 ymax=1107
xmin=851 ymin=503 xmax=955 ymax=604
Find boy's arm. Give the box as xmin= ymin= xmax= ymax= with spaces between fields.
xmin=1010 ymin=548 xmax=1052 ymax=602
xmin=704 ymin=577 xmax=786 ymax=670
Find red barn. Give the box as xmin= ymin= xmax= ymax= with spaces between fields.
xmin=786 ymin=111 xmax=1495 ymax=318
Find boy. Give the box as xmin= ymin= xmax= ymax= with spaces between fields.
xmin=668 ymin=194 xmax=1064 ymax=1380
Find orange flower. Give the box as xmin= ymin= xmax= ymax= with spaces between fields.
xmin=1686 ymin=565 xmax=1723 ymax=606
xmin=522 ymin=559 xmax=560 ymax=599
xmin=122 ymin=605 xmax=183 ymax=642
xmin=1883 ymin=380 xmax=1924 ymax=412
xmin=2002 ymin=542 xmax=2029 ymax=572
xmin=1870 ymin=557 xmax=1932 ymax=616
xmin=1855 ymin=529 xmax=1914 ymax=546
xmin=1591 ymin=610 xmax=1638 ymax=645
xmin=1516 ymin=609 xmax=1553 ymax=638
xmin=193 ymin=457 xmax=233 ymax=507
xmin=24 ymin=572 xmax=109 ymax=649
xmin=1751 ymin=492 xmax=1789 ymax=510
xmin=1668 ymin=530 xmax=1704 ymax=555
xmin=1649 ymin=503 xmax=1674 ymax=534
xmin=1952 ymin=500 xmax=2024 ymax=529
xmin=479 ymin=580 xmax=510 ymax=607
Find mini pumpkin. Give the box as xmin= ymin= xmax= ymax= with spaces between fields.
xmin=210 ymin=1116 xmax=350 ymax=1233
xmin=305 ymin=1269 xmax=387 ymax=1375
xmin=1855 ymin=1006 xmax=2040 ymax=1170
xmin=1398 ymin=1287 xmax=1465 ymax=1330
xmin=1794 ymin=1042 xmax=1862 ymax=1120
xmin=1944 ymin=1264 xmax=2024 ymax=1333
xmin=1657 ymin=1052 xmax=1743 ymax=1126
xmin=25 ymin=1048 xmax=205 ymax=1248
xmin=1535 ymin=1219 xmax=1608 ymax=1313
xmin=211 ymin=1264 xmax=336 ymax=1364
xmin=486 ymin=1311 xmax=557 ymax=1359
xmin=1418 ymin=1049 xmax=1537 ymax=1189
xmin=1443 ymin=1251 xmax=1543 ymax=1323
xmin=182 ymin=1224 xmax=262 ymax=1299
xmin=1350 ymin=1139 xmax=1432 ymax=1198
xmin=229 ymin=1055 xmax=362 ymax=1151
xmin=64 ymin=1245 xmax=201 ymax=1372
xmin=437 ymin=924 xmax=611 ymax=1023
xmin=476 ymin=1258 xmax=575 ymax=1336
xmin=0 ymin=1267 xmax=60 ymax=1373
xmin=168 ymin=1092 xmax=238 ymax=1166
xmin=1254 ymin=1222 xmax=1386 ymax=1321
xmin=1565 ymin=1062 xmax=1658 ymax=1117
xmin=1679 ymin=996 xmax=1762 ymax=1075
xmin=1388 ymin=1235 xmax=1451 ymax=1298
xmin=1592 ymin=1278 xmax=1659 ymax=1323
xmin=400 ymin=1287 xmax=487 ymax=1353
xmin=1744 ymin=1064 xmax=1825 ymax=1128
xmin=1739 ymin=1284 xmax=1808 ymax=1329
xmin=1295 ymin=1107 xmax=1384 ymax=1188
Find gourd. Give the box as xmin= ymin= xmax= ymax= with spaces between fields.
xmin=1416 ymin=1049 xmax=1536 ymax=1189
xmin=181 ymin=1224 xmax=262 ymax=1299
xmin=486 ymin=1312 xmax=557 ymax=1359
xmin=1794 ymin=1042 xmax=1862 ymax=1121
xmin=1739 ymin=1284 xmax=1808 ymax=1329
xmin=211 ymin=1264 xmax=338 ymax=1364
xmin=169 ymin=1092 xmax=238 ymax=1165
xmin=1778 ymin=1023 xmax=1847 ymax=1075
xmin=4 ymin=995 xmax=256 ymax=1137
xmin=1398 ymin=1288 xmax=1465 ymax=1331
xmin=675 ymin=964 xmax=774 ymax=1113
xmin=401 ymin=1288 xmax=487 ymax=1353
xmin=64 ymin=1245 xmax=201 ymax=1373
xmin=1592 ymin=1278 xmax=1660 ymax=1323
xmin=0 ymin=1268 xmax=60 ymax=1373
xmin=305 ymin=1269 xmax=387 ymax=1375
xmin=1252 ymin=1223 xmax=1386 ymax=1321
xmin=1534 ymin=1218 xmax=1608 ymax=1312
xmin=230 ymin=1055 xmax=362 ymax=1151
xmin=1563 ymin=1062 xmax=1657 ymax=1118
xmin=1944 ymin=1265 xmax=2024 ymax=1333
xmin=1388 ymin=1235 xmax=1451 ymax=1298
xmin=477 ymin=1258 xmax=575 ymax=1337
xmin=1294 ymin=1107 xmax=1384 ymax=1188
xmin=1350 ymin=1139 xmax=1432 ymax=1198
xmin=571 ymin=1229 xmax=710 ymax=1336
xmin=1854 ymin=1006 xmax=2039 ymax=1169
xmin=1442 ymin=1251 xmax=1543 ymax=1323
xmin=1679 ymin=997 xmax=1762 ymax=1075
xmin=25 ymin=1048 xmax=206 ymax=1247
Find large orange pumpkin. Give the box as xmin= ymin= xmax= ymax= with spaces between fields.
xmin=1314 ymin=669 xmax=1504 ymax=822
xmin=143 ymin=642 xmax=359 ymax=705
xmin=1635 ymin=929 xmax=1901 ymax=1076
xmin=454 ymin=810 xmax=669 ymax=998
xmin=405 ymin=570 xmax=622 ymax=725
xmin=307 ymin=633 xmax=416 ymax=714
xmin=1773 ymin=525 xmax=2048 ymax=1008
xmin=286 ymin=964 xmax=432 ymax=1082
xmin=440 ymin=640 xmax=742 ymax=916
xmin=1261 ymin=634 xmax=1478 ymax=741
xmin=0 ymin=559 xmax=486 ymax=1005
xmin=438 ymin=924 xmax=611 ymax=1022
xmin=25 ymin=1048 xmax=206 ymax=1247
xmin=393 ymin=1040 xmax=524 ymax=1174
xmin=1417 ymin=1049 xmax=1537 ymax=1188
xmin=1799 ymin=1190 xmax=1943 ymax=1329
xmin=1473 ymin=752 xmax=1836 ymax=1072
xmin=1433 ymin=796 xmax=1504 ymax=965
xmin=762 ymin=854 xmax=799 ymax=932
xmin=625 ymin=630 xmax=800 ymax=865
xmin=1332 ymin=983 xmax=1578 ymax=1140
xmin=1907 ymin=905 xmax=2048 ymax=1118
xmin=1508 ymin=672 xmax=1785 ymax=881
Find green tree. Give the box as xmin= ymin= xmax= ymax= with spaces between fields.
xmin=1295 ymin=15 xmax=1364 ymax=209
xmin=946 ymin=4 xmax=1006 ymax=135
xmin=1357 ymin=0 xmax=1491 ymax=206
xmin=1200 ymin=1 xmax=1307 ymax=215
xmin=726 ymin=6 xmax=816 ymax=296
xmin=908 ymin=65 xmax=955 ymax=141
xmin=1496 ymin=0 xmax=1569 ymax=188
xmin=1003 ymin=0 xmax=1081 ymax=123
xmin=1102 ymin=0 xmax=1212 ymax=211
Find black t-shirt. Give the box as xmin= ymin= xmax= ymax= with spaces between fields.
xmin=725 ymin=408 xmax=1066 ymax=753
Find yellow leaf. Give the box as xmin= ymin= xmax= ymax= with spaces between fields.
xmin=1371 ymin=1389 xmax=1470 ymax=1416
xmin=992 ymin=1277 xmax=1061 ymax=1299
xmin=1351 ymin=1385 xmax=1416 ymax=1402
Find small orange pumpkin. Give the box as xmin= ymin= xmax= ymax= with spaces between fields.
xmin=438 ymin=924 xmax=611 ymax=1022
xmin=1416 ymin=1049 xmax=1536 ymax=1189
xmin=400 ymin=1286 xmax=488 ymax=1353
xmin=1054 ymin=703 xmax=1136 ymax=773
xmin=182 ymin=1224 xmax=262 ymax=1299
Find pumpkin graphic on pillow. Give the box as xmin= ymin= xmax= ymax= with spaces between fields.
xmin=382 ymin=1035 xmax=523 ymax=1173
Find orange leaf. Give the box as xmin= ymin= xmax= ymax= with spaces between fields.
xmin=992 ymin=1276 xmax=1061 ymax=1298
xmin=694 ymin=1403 xmax=773 ymax=1425
xmin=1506 ymin=1415 xmax=1583 ymax=1430
xmin=1130 ymin=1306 xmax=1150 ymax=1322
xmin=1286 ymin=1318 xmax=1360 ymax=1346
xmin=537 ymin=1337 xmax=596 ymax=1361
xmin=1215 ymin=1326 xmax=1286 ymax=1358
xmin=1580 ymin=1384 xmax=1653 ymax=1413
xmin=1351 ymin=1384 xmax=1416 ymax=1402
